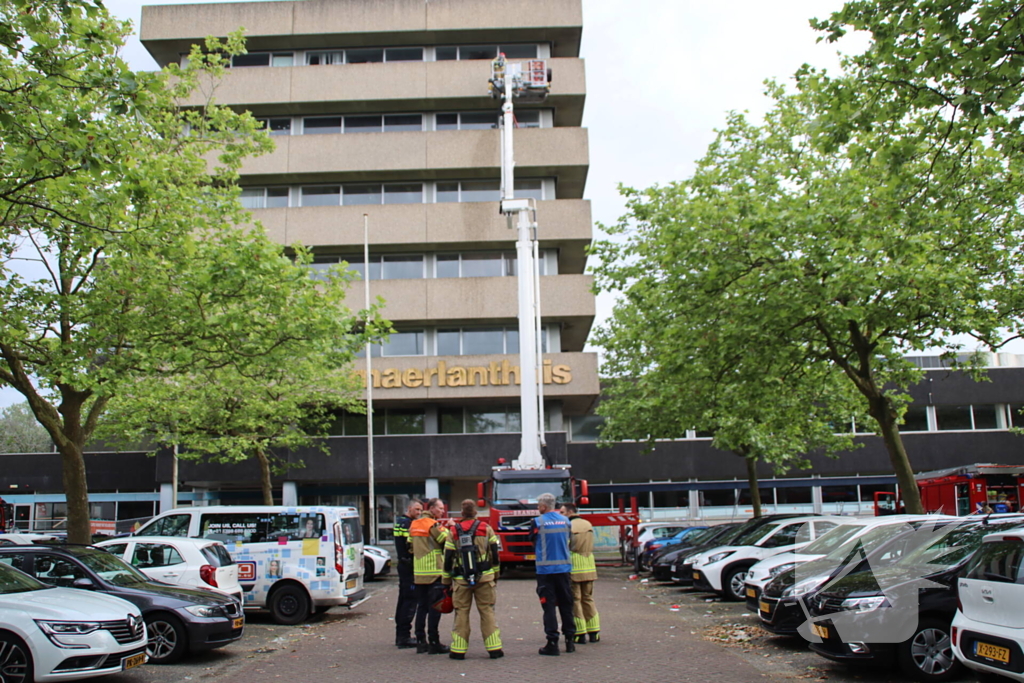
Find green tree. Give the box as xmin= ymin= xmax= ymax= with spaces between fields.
xmin=0 ymin=0 xmax=376 ymax=542
xmin=0 ymin=401 xmax=52 ymax=454
xmin=592 ymin=76 xmax=1024 ymax=514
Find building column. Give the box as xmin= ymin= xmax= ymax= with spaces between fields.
xmin=812 ymin=478 xmax=824 ymax=514
xmin=425 ymin=478 xmax=440 ymax=500
xmin=159 ymin=483 xmax=174 ymax=513
xmin=282 ymin=481 xmax=298 ymax=507
xmin=688 ymin=485 xmax=700 ymax=520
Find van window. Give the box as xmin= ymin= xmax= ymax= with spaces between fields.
xmin=140 ymin=513 xmax=190 ymax=537
xmin=200 ymin=512 xmax=328 ymax=544
xmin=341 ymin=518 xmax=362 ymax=545
xmin=965 ymin=540 xmax=1024 ymax=584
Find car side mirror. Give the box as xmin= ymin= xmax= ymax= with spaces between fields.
xmin=72 ymin=577 xmax=95 ymax=589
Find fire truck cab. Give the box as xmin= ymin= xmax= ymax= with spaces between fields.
xmin=874 ymin=464 xmax=1024 ymax=516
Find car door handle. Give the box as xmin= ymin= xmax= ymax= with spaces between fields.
xmin=161 ymin=573 xmax=180 ymax=578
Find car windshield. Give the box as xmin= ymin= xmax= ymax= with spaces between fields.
xmin=0 ymin=562 xmax=48 ymax=594
xmin=738 ymin=523 xmax=781 ymax=546
xmin=898 ymin=520 xmax=1022 ymax=570
xmin=800 ymin=524 xmax=866 ymax=556
xmin=75 ymin=549 xmax=149 ymax=586
xmin=682 ymin=527 xmax=718 ymax=545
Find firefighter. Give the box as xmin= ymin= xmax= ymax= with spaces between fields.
xmin=442 ymin=499 xmax=503 ymax=660
xmin=393 ymin=498 xmax=423 ymax=649
xmin=530 ymin=492 xmax=575 ymax=656
xmin=560 ymin=503 xmax=600 ymax=644
xmin=410 ymin=497 xmax=450 ymax=654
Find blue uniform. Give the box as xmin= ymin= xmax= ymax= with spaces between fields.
xmin=531 ymin=510 xmax=575 ymax=642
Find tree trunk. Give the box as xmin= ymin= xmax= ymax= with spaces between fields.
xmin=59 ymin=442 xmax=92 ymax=545
xmin=744 ymin=454 xmax=762 ymax=519
xmin=256 ymin=447 xmax=274 ymax=505
xmin=873 ymin=400 xmax=924 ymax=514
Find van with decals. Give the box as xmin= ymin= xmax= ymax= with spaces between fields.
xmin=132 ymin=506 xmax=365 ymax=624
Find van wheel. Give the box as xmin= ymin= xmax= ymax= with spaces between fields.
xmin=270 ymin=584 xmax=311 ymax=625
xmin=0 ymin=633 xmax=33 ymax=683
xmin=897 ymin=618 xmax=961 ymax=682
xmin=145 ymin=614 xmax=188 ymax=664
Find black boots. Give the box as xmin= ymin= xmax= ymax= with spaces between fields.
xmin=427 ymin=639 xmax=449 ymax=655
xmin=574 ymin=633 xmax=587 ymax=645
xmin=448 ymin=652 xmax=465 ymax=660
xmin=565 ymin=636 xmax=576 ymax=653
xmin=396 ymin=636 xmax=418 ymax=649
xmin=589 ymin=631 xmax=600 ymax=643
xmin=538 ymin=638 xmax=560 ymax=656
xmin=416 ymin=638 xmax=428 ymax=654
xmin=489 ymin=649 xmax=504 ymax=659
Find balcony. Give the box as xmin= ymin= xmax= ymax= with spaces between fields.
xmin=234 ymin=127 xmax=588 ymax=198
xmin=258 ymin=199 xmax=592 ymax=274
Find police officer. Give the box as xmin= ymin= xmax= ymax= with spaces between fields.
xmin=393 ymin=498 xmax=423 ymax=649
xmin=410 ymin=498 xmax=450 ymax=654
xmin=530 ymin=492 xmax=575 ymax=655
xmin=560 ymin=502 xmax=600 ymax=644
xmin=442 ymin=499 xmax=503 ymax=660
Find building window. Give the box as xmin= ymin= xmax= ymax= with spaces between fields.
xmin=385 ymin=114 xmax=423 ymax=132
xmin=434 ymin=44 xmax=539 ymax=61
xmin=300 ymin=186 xmax=341 ymax=207
xmin=435 ymin=180 xmax=544 ymax=203
xmin=900 ymin=405 xmax=929 ymax=432
xmin=230 ymin=52 xmax=293 ymax=68
xmin=239 ymin=188 xmax=289 ymax=209
xmin=435 ymin=327 xmax=546 ymax=356
xmin=439 ymin=405 xmax=546 ymax=434
xmin=570 ymin=414 xmax=604 ymax=442
xmin=357 ymin=330 xmax=426 ymax=358
xmin=307 ymin=51 xmax=344 ymax=65
xmin=303 ymin=116 xmax=342 ymax=134
xmin=346 ymin=48 xmax=384 ymax=64
xmin=386 ymin=47 xmax=423 ymax=62
xmin=436 ymin=112 xmax=497 ymax=130
xmin=256 ymin=118 xmax=292 ymax=136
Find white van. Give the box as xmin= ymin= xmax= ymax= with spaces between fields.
xmin=132 ymin=506 xmax=365 ymax=624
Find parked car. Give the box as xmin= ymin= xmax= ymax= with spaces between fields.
xmin=637 ymin=526 xmax=707 ymax=571
xmin=363 ymin=545 xmax=391 ymax=581
xmin=622 ymin=523 xmax=695 ymax=569
xmin=673 ymin=514 xmax=818 ymax=587
xmin=0 ymin=559 xmax=148 ymax=683
xmin=757 ymin=515 xmax=956 ymax=637
xmin=0 ymin=533 xmax=61 ymax=546
xmin=691 ymin=516 xmax=843 ymax=601
xmin=807 ymin=515 xmax=1024 ymax=682
xmin=94 ymin=536 xmax=242 ymax=602
xmin=952 ymin=528 xmax=1024 ymax=681
xmin=650 ymin=524 xmax=739 ymax=581
xmin=0 ymin=544 xmax=244 ymax=664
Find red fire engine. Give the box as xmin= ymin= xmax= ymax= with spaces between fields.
xmin=874 ymin=463 xmax=1024 ymax=516
xmin=476 ymin=460 xmax=639 ymax=568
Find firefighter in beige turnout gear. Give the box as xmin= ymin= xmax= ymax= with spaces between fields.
xmin=442 ymin=499 xmax=503 ymax=660
xmin=560 ymin=503 xmax=600 ymax=643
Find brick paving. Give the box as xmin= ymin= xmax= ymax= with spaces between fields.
xmin=192 ymin=567 xmax=769 ymax=683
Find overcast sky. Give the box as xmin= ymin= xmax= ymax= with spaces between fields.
xmin=0 ymin=0 xmax=866 ymax=409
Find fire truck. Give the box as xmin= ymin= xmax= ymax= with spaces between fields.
xmin=874 ymin=463 xmax=1024 ymax=516
xmin=472 ymin=58 xmax=639 ymax=567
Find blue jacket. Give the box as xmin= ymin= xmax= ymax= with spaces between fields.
xmin=531 ymin=511 xmax=572 ymax=574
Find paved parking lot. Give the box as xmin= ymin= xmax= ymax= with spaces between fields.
xmin=102 ymin=568 xmax=981 ymax=683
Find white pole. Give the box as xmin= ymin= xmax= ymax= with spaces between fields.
xmin=533 ymin=227 xmax=545 ymax=447
xmin=171 ymin=443 xmax=178 ymax=509
xmin=364 ymin=213 xmax=376 ymax=544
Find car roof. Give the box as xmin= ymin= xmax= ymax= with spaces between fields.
xmin=96 ymin=536 xmax=223 ymax=547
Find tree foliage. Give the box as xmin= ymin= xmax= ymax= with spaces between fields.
xmin=592 ymin=66 xmax=1024 ymax=512
xmin=0 ymin=401 xmax=51 ymax=454
xmin=0 ymin=0 xmax=381 ymax=541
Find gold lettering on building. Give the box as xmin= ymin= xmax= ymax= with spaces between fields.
xmin=355 ymin=361 xmax=573 ymax=389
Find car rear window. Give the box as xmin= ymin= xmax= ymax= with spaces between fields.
xmin=965 ymin=538 xmax=1024 ymax=583
xmin=201 ymin=544 xmax=235 ymax=567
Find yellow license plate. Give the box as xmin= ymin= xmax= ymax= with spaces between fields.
xmin=122 ymin=653 xmax=146 ymax=670
xmin=976 ymin=641 xmax=1011 ymax=664
xmin=759 ymin=600 xmax=770 ymax=613
xmin=693 ymin=572 xmax=700 ymax=580
xmin=346 ymin=578 xmax=358 ymax=589
xmin=525 ymin=555 xmax=536 ymax=560
xmin=746 ymin=587 xmax=756 ymax=598
xmin=811 ymin=623 xmax=829 ymax=639
xmin=232 ymin=617 xmax=244 ymax=630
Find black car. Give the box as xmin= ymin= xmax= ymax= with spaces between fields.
xmin=0 ymin=545 xmax=244 ymax=664
xmin=651 ymin=524 xmax=739 ymax=581
xmin=671 ymin=514 xmax=817 ymax=587
xmin=806 ymin=516 xmax=1024 ymax=683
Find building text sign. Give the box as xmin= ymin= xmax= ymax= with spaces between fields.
xmin=355 ymin=359 xmax=572 ymax=389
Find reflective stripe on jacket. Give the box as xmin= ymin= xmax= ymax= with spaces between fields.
xmin=442 ymin=518 xmax=500 ymax=585
xmin=568 ymin=515 xmax=597 ymax=581
xmin=410 ymin=513 xmax=448 ymax=584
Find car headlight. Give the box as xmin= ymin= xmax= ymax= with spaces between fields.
xmin=840 ymin=596 xmax=887 ymax=613
xmin=780 ymin=576 xmax=827 ymax=598
xmin=36 ymin=621 xmax=101 ymax=649
xmin=185 ymin=604 xmax=224 ymax=618
xmin=682 ymin=554 xmax=700 ymax=566
xmin=769 ymin=562 xmax=797 ymax=578
xmin=706 ymin=551 xmax=735 ymax=565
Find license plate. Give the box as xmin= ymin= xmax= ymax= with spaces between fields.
xmin=122 ymin=653 xmax=146 ymax=670
xmin=525 ymin=554 xmax=536 ymax=560
xmin=759 ymin=600 xmax=770 ymax=613
xmin=346 ymin=578 xmax=358 ymax=589
xmin=693 ymin=572 xmax=700 ymax=580
xmin=976 ymin=641 xmax=1011 ymax=664
xmin=746 ymin=587 xmax=756 ymax=598
xmin=232 ymin=617 xmax=244 ymax=630
xmin=811 ymin=623 xmax=829 ymax=639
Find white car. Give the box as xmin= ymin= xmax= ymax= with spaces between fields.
xmin=953 ymin=528 xmax=1024 ymax=680
xmin=623 ymin=523 xmax=693 ymax=565
xmin=0 ymin=560 xmax=148 ymax=682
xmin=94 ymin=537 xmax=242 ymax=602
xmin=742 ymin=515 xmax=955 ymax=605
xmin=690 ymin=516 xmax=844 ymax=601
xmin=0 ymin=533 xmax=62 ymax=546
xmin=363 ymin=545 xmax=391 ymax=581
